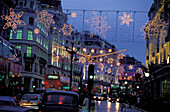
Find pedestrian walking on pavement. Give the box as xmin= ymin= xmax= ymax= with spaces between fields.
xmin=82 ymin=94 xmax=89 ymax=112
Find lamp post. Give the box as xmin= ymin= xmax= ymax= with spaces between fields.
xmin=66 ymin=43 xmax=75 ymax=91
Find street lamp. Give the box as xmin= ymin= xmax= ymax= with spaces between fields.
xmin=145 ymin=72 xmax=150 ymax=77
xmin=124 ymin=81 xmax=128 ymax=85
xmin=66 ymin=42 xmax=77 ymax=91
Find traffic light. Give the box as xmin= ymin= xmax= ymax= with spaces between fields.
xmin=88 ymin=64 xmax=94 ymax=91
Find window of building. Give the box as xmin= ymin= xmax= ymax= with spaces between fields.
xmin=28 ymin=31 xmax=33 ymax=40
xmin=30 ymin=2 xmax=34 ymax=9
xmin=16 ymin=45 xmax=21 ymax=50
xmin=29 ymin=17 xmax=34 ymax=25
xmin=25 ymin=61 xmax=32 ymax=72
xmin=16 ymin=30 xmax=22 ymax=39
xmin=34 ymin=63 xmax=37 ymax=72
xmin=19 ymin=2 xmax=23 ymax=8
xmin=40 ymin=65 xmax=43 ymax=74
xmin=27 ymin=46 xmax=32 ymax=57
xmin=10 ymin=30 xmax=13 ymax=39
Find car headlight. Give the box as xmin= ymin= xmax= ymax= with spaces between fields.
xmin=93 ymin=96 xmax=96 ymax=99
xmin=98 ymin=97 xmax=101 ymax=99
xmin=117 ymin=98 xmax=119 ymax=101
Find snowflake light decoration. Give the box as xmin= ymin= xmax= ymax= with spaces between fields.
xmin=61 ymin=24 xmax=74 ymax=36
xmin=117 ymin=53 xmax=124 ymax=59
xmin=79 ymin=57 xmax=86 ymax=64
xmin=119 ymin=12 xmax=134 ymax=27
xmin=107 ymin=68 xmax=112 ymax=74
xmin=128 ymin=64 xmax=134 ymax=70
xmin=35 ymin=10 xmax=55 ymax=28
xmin=85 ymin=11 xmax=111 ymax=39
xmin=136 ymin=68 xmax=143 ymax=74
xmin=1 ymin=8 xmax=26 ymax=33
xmin=107 ymin=58 xmax=114 ymax=64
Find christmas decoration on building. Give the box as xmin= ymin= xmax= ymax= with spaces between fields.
xmin=107 ymin=68 xmax=112 ymax=74
xmin=34 ymin=28 xmax=40 ymax=34
xmin=119 ymin=12 xmax=134 ymax=27
xmin=143 ymin=16 xmax=169 ymax=39
xmin=117 ymin=53 xmax=124 ymax=59
xmin=136 ymin=67 xmax=143 ymax=74
xmin=118 ymin=66 xmax=125 ymax=75
xmin=1 ymin=8 xmax=26 ymax=33
xmin=107 ymin=58 xmax=114 ymax=64
xmin=53 ymin=55 xmax=59 ymax=62
xmin=128 ymin=64 xmax=134 ymax=70
xmin=79 ymin=57 xmax=86 ymax=64
xmin=84 ymin=11 xmax=111 ymax=39
xmin=35 ymin=10 xmax=55 ymax=28
xmin=61 ymin=23 xmax=74 ymax=36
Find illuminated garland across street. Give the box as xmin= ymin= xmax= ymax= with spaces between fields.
xmin=1 ymin=8 xmax=26 ymax=33
xmin=85 ymin=11 xmax=111 ymax=39
xmin=35 ymin=10 xmax=55 ymax=28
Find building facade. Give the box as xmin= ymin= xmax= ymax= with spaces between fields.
xmin=80 ymin=31 xmax=118 ymax=94
xmin=144 ymin=0 xmax=170 ymax=106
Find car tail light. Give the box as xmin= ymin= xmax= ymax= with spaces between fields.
xmin=37 ymin=101 xmax=40 ymax=105
xmin=58 ymin=102 xmax=63 ymax=104
xmin=20 ymin=101 xmax=22 ymax=106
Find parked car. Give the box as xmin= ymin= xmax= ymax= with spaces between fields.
xmin=40 ymin=90 xmax=81 ymax=112
xmin=20 ymin=94 xmax=42 ymax=110
xmin=0 ymin=96 xmax=17 ymax=106
xmin=0 ymin=105 xmax=38 ymax=112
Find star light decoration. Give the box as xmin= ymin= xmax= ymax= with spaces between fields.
xmin=61 ymin=23 xmax=74 ymax=36
xmin=107 ymin=58 xmax=114 ymax=64
xmin=35 ymin=10 xmax=55 ymax=28
xmin=136 ymin=68 xmax=143 ymax=74
xmin=119 ymin=12 xmax=134 ymax=27
xmin=84 ymin=11 xmax=111 ymax=39
xmin=1 ymin=8 xmax=26 ymax=33
xmin=128 ymin=64 xmax=134 ymax=70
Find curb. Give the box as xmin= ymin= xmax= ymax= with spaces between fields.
xmin=123 ymin=103 xmax=148 ymax=112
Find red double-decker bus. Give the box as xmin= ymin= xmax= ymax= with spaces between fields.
xmin=44 ymin=74 xmax=70 ymax=91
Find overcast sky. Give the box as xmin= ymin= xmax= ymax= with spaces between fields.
xmin=61 ymin=0 xmax=153 ymax=64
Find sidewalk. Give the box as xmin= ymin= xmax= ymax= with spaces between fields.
xmin=122 ymin=103 xmax=148 ymax=112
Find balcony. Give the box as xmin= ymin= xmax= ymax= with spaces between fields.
xmin=23 ymin=53 xmax=36 ymax=61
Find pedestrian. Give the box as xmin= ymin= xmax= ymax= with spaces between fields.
xmin=82 ymin=93 xmax=89 ymax=112
xmin=120 ymin=96 xmax=126 ymax=111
